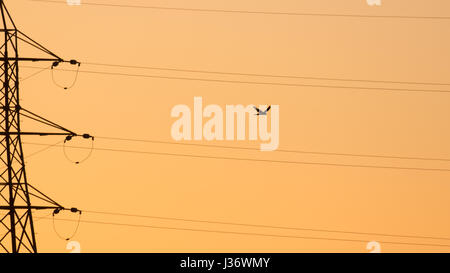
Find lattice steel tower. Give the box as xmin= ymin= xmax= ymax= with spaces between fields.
xmin=0 ymin=0 xmax=86 ymax=253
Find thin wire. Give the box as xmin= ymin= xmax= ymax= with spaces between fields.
xmin=22 ymin=142 xmax=450 ymax=173
xmin=83 ymin=210 xmax=450 ymax=242
xmin=29 ymin=0 xmax=450 ymax=20
xmin=0 ymin=140 xmax=65 ymax=177
xmin=20 ymin=62 xmax=450 ymax=88
xmin=24 ymin=140 xmax=64 ymax=160
xmin=96 ymin=136 xmax=450 ymax=163
xmin=2 ymin=141 xmax=63 ymax=181
xmin=22 ymin=66 xmax=450 ymax=94
xmin=51 ymin=63 xmax=80 ymax=90
xmin=0 ymin=141 xmax=66 ymax=207
xmin=84 ymin=62 xmax=450 ymax=87
xmin=44 ymin=218 xmax=450 ymax=248
xmin=63 ymin=137 xmax=95 ymax=164
xmin=52 ymin=212 xmax=82 ymax=241
xmin=20 ymin=65 xmax=50 ymax=82
xmin=33 ymin=211 xmax=53 ymax=222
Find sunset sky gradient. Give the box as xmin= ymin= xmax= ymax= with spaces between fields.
xmin=5 ymin=0 xmax=450 ymax=252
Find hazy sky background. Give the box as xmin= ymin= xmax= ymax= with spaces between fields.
xmin=4 ymin=0 xmax=450 ymax=252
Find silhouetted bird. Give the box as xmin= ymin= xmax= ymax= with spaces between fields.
xmin=253 ymin=105 xmax=271 ymax=116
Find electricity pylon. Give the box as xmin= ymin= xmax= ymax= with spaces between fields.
xmin=0 ymin=0 xmax=88 ymax=253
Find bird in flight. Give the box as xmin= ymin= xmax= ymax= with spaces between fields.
xmin=253 ymin=105 xmax=271 ymax=116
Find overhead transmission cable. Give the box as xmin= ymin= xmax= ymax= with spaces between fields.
xmin=23 ymin=62 xmax=450 ymax=87
xmin=84 ymin=62 xmax=450 ymax=87
xmin=51 ymin=61 xmax=81 ymax=90
xmin=82 ymin=209 xmax=450 ymax=242
xmin=23 ymin=142 xmax=450 ymax=173
xmin=22 ymin=66 xmax=450 ymax=94
xmin=29 ymin=0 xmax=450 ymax=20
xmin=20 ymin=65 xmax=51 ymax=82
xmin=52 ymin=209 xmax=82 ymax=241
xmin=42 ymin=218 xmax=450 ymax=248
xmin=0 ymin=140 xmax=65 ymax=173
xmin=25 ymin=140 xmax=64 ymax=159
xmin=95 ymin=136 xmax=450 ymax=163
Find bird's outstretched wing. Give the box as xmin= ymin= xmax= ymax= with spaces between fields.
xmin=265 ymin=105 xmax=271 ymax=112
xmin=253 ymin=106 xmax=261 ymax=113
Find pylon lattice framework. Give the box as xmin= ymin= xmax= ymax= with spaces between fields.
xmin=0 ymin=0 xmax=86 ymax=253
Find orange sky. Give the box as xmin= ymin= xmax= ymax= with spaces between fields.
xmin=3 ymin=0 xmax=450 ymax=252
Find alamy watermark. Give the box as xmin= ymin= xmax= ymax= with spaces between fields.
xmin=170 ymin=97 xmax=279 ymax=151
xmin=366 ymin=241 xmax=381 ymax=253
xmin=366 ymin=0 xmax=381 ymax=6
xmin=66 ymin=0 xmax=81 ymax=5
xmin=66 ymin=241 xmax=81 ymax=253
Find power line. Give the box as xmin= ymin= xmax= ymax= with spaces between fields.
xmin=23 ymin=66 xmax=450 ymax=94
xmin=0 ymin=140 xmax=63 ymax=173
xmin=21 ymin=142 xmax=450 ymax=245
xmin=33 ymin=212 xmax=53 ymax=223
xmin=83 ymin=210 xmax=450 ymax=242
xmin=23 ymin=142 xmax=450 ymax=173
xmin=30 ymin=0 xmax=450 ymax=20
xmin=84 ymin=62 xmax=450 ymax=87
xmin=22 ymin=62 xmax=450 ymax=88
xmin=96 ymin=136 xmax=450 ymax=163
xmin=25 ymin=140 xmax=64 ymax=159
xmin=20 ymin=65 xmax=51 ymax=82
xmin=43 ymin=218 xmax=450 ymax=248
